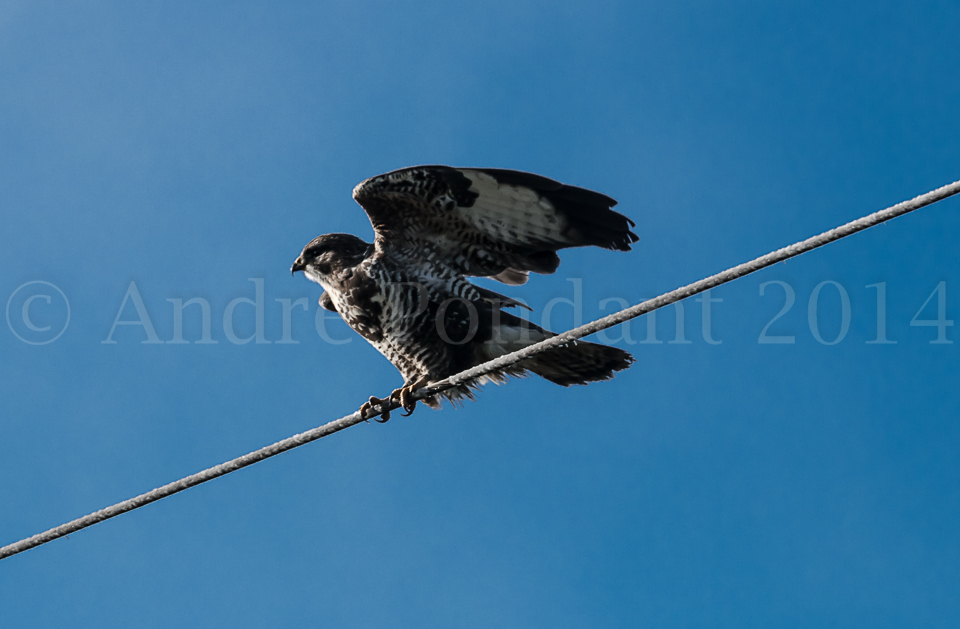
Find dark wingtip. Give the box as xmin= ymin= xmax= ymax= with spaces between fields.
xmin=610 ymin=228 xmax=640 ymax=251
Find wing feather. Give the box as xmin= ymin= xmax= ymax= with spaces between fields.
xmin=352 ymin=165 xmax=637 ymax=283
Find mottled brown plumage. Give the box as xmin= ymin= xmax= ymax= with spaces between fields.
xmin=292 ymin=166 xmax=638 ymax=416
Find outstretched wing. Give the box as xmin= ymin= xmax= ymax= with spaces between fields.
xmin=352 ymin=165 xmax=638 ymax=285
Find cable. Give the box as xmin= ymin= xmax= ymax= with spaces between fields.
xmin=2 ymin=178 xmax=958 ymax=561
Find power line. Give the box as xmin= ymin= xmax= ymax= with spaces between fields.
xmin=2 ymin=178 xmax=958 ymax=562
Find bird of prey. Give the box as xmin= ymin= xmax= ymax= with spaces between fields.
xmin=291 ymin=165 xmax=638 ymax=420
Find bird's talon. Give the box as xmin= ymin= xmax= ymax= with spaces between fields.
xmin=362 ymin=395 xmax=392 ymax=422
xmin=387 ymin=386 xmax=417 ymax=415
xmin=401 ymin=389 xmax=417 ymax=413
xmin=359 ymin=401 xmax=372 ymax=419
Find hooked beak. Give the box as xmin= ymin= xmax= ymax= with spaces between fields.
xmin=291 ymin=257 xmax=306 ymax=276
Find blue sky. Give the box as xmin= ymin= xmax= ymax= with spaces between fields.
xmin=1 ymin=1 xmax=959 ymax=626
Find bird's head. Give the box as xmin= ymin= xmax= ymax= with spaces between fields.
xmin=291 ymin=233 xmax=372 ymax=287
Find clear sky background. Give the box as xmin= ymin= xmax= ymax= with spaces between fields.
xmin=1 ymin=1 xmax=959 ymax=627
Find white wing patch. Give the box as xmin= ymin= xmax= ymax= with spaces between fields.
xmin=455 ymin=170 xmax=568 ymax=246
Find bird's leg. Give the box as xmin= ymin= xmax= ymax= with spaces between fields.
xmin=389 ymin=376 xmax=430 ymax=417
xmin=360 ymin=395 xmax=392 ymax=423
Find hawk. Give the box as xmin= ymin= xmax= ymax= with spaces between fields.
xmin=291 ymin=165 xmax=638 ymax=420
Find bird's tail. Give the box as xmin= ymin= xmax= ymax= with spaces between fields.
xmin=478 ymin=311 xmax=634 ymax=386
xmin=522 ymin=338 xmax=634 ymax=385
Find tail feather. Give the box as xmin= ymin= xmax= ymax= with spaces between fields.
xmin=428 ymin=307 xmax=633 ymax=408
xmin=522 ymin=339 xmax=634 ymax=386
xmin=477 ymin=311 xmax=634 ymax=387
